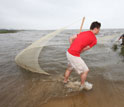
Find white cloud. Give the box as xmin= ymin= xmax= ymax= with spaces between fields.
xmin=0 ymin=0 xmax=124 ymax=29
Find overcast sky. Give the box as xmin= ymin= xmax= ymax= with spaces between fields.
xmin=0 ymin=0 xmax=124 ymax=30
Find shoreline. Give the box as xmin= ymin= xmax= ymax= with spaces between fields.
xmin=41 ymin=75 xmax=124 ymax=107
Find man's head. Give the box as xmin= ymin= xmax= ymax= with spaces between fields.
xmin=90 ymin=21 xmax=101 ymax=35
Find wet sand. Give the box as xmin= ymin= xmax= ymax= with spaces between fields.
xmin=41 ymin=64 xmax=124 ymax=107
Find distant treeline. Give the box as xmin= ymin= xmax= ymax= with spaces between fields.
xmin=0 ymin=29 xmax=19 ymax=33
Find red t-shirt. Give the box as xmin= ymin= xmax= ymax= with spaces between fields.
xmin=68 ymin=31 xmax=97 ymax=57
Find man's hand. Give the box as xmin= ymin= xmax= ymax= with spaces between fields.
xmin=69 ymin=34 xmax=77 ymax=45
xmin=119 ymin=36 xmax=122 ymax=41
xmin=81 ymin=46 xmax=90 ymax=53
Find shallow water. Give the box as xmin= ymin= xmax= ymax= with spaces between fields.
xmin=0 ymin=29 xmax=124 ymax=107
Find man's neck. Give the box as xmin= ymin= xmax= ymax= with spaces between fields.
xmin=90 ymin=30 xmax=96 ymax=35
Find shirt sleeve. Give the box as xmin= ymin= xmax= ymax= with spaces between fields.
xmin=89 ymin=39 xmax=97 ymax=48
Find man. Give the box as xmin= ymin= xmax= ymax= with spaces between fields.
xmin=119 ymin=34 xmax=124 ymax=46
xmin=64 ymin=21 xmax=101 ymax=90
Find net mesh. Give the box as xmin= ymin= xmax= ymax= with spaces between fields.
xmin=15 ymin=27 xmax=68 ymax=75
xmin=15 ymin=18 xmax=82 ymax=75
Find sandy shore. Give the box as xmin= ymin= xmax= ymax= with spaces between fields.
xmin=42 ymin=73 xmax=124 ymax=107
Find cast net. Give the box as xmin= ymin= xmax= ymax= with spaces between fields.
xmin=15 ymin=19 xmax=82 ymax=75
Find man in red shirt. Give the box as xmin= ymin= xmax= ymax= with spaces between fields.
xmin=64 ymin=21 xmax=101 ymax=90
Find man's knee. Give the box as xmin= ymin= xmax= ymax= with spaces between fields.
xmin=80 ymin=70 xmax=89 ymax=75
xmin=66 ymin=68 xmax=73 ymax=73
xmin=86 ymin=70 xmax=89 ymax=73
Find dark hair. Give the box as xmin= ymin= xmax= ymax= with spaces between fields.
xmin=90 ymin=21 xmax=101 ymax=30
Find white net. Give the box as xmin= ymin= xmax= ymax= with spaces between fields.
xmin=15 ymin=27 xmax=68 ymax=75
xmin=15 ymin=18 xmax=82 ymax=75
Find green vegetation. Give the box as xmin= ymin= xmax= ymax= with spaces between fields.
xmin=120 ymin=46 xmax=124 ymax=57
xmin=112 ymin=44 xmax=118 ymax=51
xmin=0 ymin=29 xmax=19 ymax=34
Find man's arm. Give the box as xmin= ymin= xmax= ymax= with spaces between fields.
xmin=119 ymin=36 xmax=122 ymax=40
xmin=69 ymin=34 xmax=77 ymax=45
xmin=81 ymin=39 xmax=97 ymax=53
xmin=81 ymin=46 xmax=90 ymax=53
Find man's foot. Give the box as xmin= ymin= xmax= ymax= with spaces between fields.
xmin=80 ymin=81 xmax=93 ymax=91
xmin=63 ymin=79 xmax=70 ymax=84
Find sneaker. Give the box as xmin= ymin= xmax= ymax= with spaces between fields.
xmin=79 ymin=85 xmax=84 ymax=90
xmin=80 ymin=81 xmax=93 ymax=91
xmin=63 ymin=79 xmax=70 ymax=84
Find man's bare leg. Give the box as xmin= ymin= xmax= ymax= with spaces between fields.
xmin=80 ymin=70 xmax=89 ymax=85
xmin=64 ymin=68 xmax=72 ymax=83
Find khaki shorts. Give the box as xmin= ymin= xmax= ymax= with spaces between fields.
xmin=66 ymin=51 xmax=89 ymax=74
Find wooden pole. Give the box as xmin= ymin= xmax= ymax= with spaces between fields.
xmin=79 ymin=17 xmax=85 ymax=33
